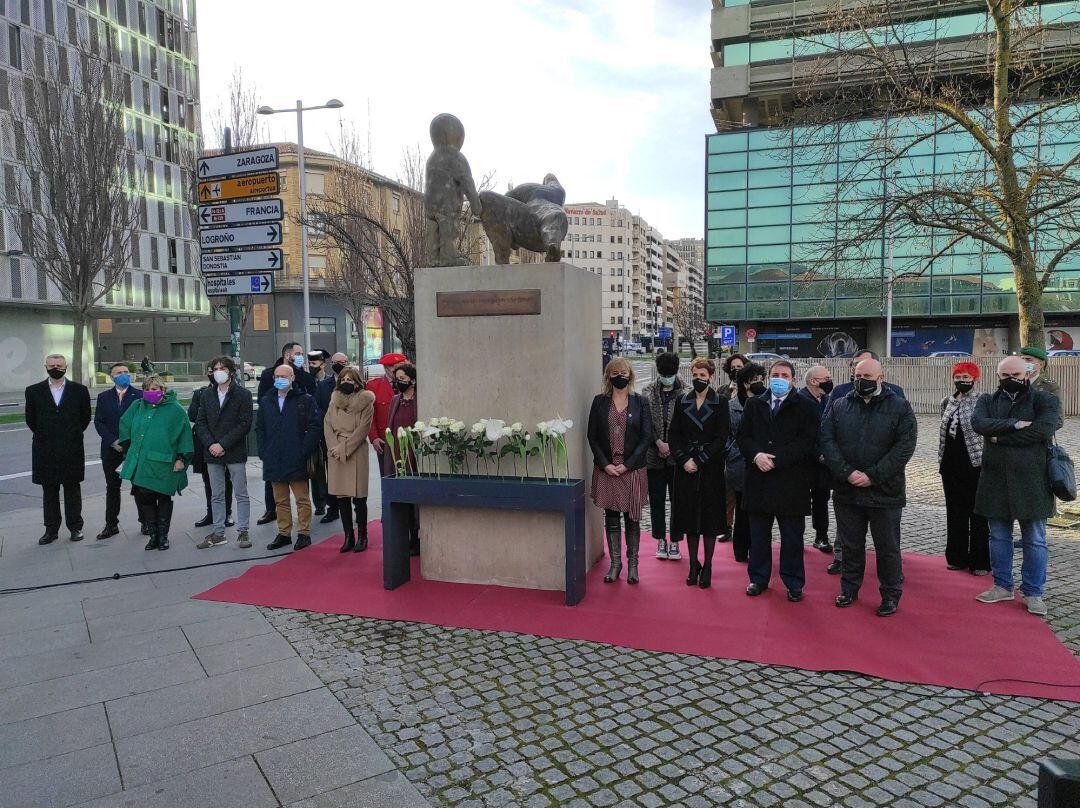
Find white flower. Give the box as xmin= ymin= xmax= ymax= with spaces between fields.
xmin=549 ymin=417 xmax=573 ymax=436
xmin=414 ymin=420 xmax=427 ymax=431
xmin=500 ymin=426 xmax=513 ymax=438
xmin=471 ymin=422 xmax=485 ymax=435
xmin=449 ymin=420 xmax=465 ymax=433
xmin=511 ymin=422 xmax=523 ymax=432
xmin=397 ymin=426 xmax=408 ymax=440
xmin=479 ymin=418 xmax=506 ymax=442
xmin=536 ymin=420 xmax=552 ymax=436
xmin=422 ymin=425 xmax=442 ymax=440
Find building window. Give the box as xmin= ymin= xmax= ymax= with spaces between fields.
xmin=392 ymin=193 xmax=401 ymax=213
xmin=8 ymin=25 xmax=21 ymax=70
xmin=160 ymin=275 xmax=169 ymax=307
xmin=10 ymin=256 xmax=20 ymax=298
xmin=305 ymin=171 xmax=325 ymax=196
xmin=170 ymin=341 xmax=193 ymax=360
xmin=311 ymin=316 xmax=336 ymax=333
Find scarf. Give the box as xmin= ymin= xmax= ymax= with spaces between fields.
xmin=938 ymin=391 xmax=982 ymax=467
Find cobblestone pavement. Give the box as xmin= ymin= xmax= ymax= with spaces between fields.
xmin=268 ymin=416 xmax=1080 ymax=807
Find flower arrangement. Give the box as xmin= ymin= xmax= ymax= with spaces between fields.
xmin=385 ymin=416 xmax=575 ymax=482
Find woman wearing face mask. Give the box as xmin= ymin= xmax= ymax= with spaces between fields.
xmin=721 ymin=353 xmax=748 ymax=401
xmin=588 ymin=358 xmax=653 ymax=584
xmin=119 ymin=375 xmax=193 ymax=551
xmin=726 ymin=362 xmax=766 ymax=563
xmin=386 ymin=361 xmax=421 ymax=553
xmin=669 ymin=357 xmax=731 ymax=588
xmin=325 ymin=366 xmax=377 ymax=552
xmin=938 ymin=362 xmax=990 ymax=575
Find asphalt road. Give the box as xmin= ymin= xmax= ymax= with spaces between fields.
xmin=0 ymin=424 xmax=107 ymax=516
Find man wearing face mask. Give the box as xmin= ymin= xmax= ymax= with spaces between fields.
xmin=971 ymin=355 xmax=1060 ymax=616
xmin=821 ymin=358 xmax=917 ymax=617
xmin=26 ymin=354 xmax=92 ymax=545
xmin=737 ymin=360 xmax=820 ymax=602
xmin=824 ymin=349 xmax=905 ymax=415
xmin=1019 ymin=347 xmax=1063 ymax=431
xmin=93 ymin=363 xmax=144 ymax=540
xmin=313 ymin=352 xmax=350 ymax=524
xmin=800 ymin=366 xmax=835 ymax=554
xmin=641 ymin=352 xmax=685 ymax=560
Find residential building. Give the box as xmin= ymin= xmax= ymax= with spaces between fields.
xmin=0 ymin=0 xmax=202 ymax=392
xmin=667 ymin=237 xmax=706 ymax=320
xmin=707 ymin=0 xmax=1080 ymax=357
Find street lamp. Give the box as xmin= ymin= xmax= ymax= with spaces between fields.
xmin=257 ymin=98 xmax=344 ymax=356
xmin=884 ymin=271 xmax=922 ymax=358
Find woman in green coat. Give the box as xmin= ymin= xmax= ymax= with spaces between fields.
xmin=119 ymin=375 xmax=193 ymax=550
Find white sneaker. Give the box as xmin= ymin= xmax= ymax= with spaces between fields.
xmin=655 ymin=539 xmax=668 ymax=559
xmin=976 ymin=585 xmax=1014 ymax=603
xmin=1023 ymin=596 xmax=1048 ymax=616
xmin=666 ymin=541 xmax=682 ymax=560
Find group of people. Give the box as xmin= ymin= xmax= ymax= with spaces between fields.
xmin=588 ymin=345 xmax=1062 ymax=617
xmin=25 ymin=345 xmax=421 ymax=556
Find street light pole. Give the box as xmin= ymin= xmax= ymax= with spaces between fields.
xmin=886 ymin=228 xmax=895 ymax=358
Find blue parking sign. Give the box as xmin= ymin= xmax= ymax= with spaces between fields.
xmin=720 ymin=325 xmax=736 ymax=346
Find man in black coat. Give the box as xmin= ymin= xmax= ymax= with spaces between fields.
xmin=93 ymin=362 xmax=143 ymax=539
xmin=799 ymin=365 xmax=835 ymax=555
xmin=312 ymin=352 xmax=348 ymax=524
xmin=825 ymin=349 xmax=905 ymax=414
xmin=25 ymin=354 xmax=92 ymax=544
xmin=195 ymin=356 xmax=254 ymax=550
xmin=820 ymin=358 xmax=917 ymax=617
xmin=737 ymin=360 xmax=820 ymax=601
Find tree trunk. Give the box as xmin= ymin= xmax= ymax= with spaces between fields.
xmin=71 ymin=309 xmax=87 ymax=386
xmin=1013 ymin=256 xmax=1045 ymax=349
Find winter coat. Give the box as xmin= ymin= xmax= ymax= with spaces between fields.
xmin=820 ymin=386 xmax=918 ymax=509
xmin=737 ymin=391 xmax=819 ymax=516
xmin=367 ymin=374 xmax=395 ymax=444
xmin=118 ymin=390 xmax=193 ymax=496
xmin=938 ymin=389 xmax=982 ymax=467
xmin=972 ymin=387 xmax=1059 ymax=521
xmin=799 ymin=387 xmax=832 ymax=490
xmin=725 ymin=395 xmax=747 ymax=493
xmin=668 ymin=388 xmax=730 ymax=537
xmin=257 ymin=358 xmax=316 ymax=399
xmin=324 ymin=389 xmax=376 ymax=498
xmin=641 ymin=377 xmax=685 ymax=469
xmin=256 ymin=389 xmax=321 ymax=482
xmin=825 ymin=380 xmax=906 ymax=417
xmin=1031 ymin=375 xmax=1064 ymax=430
xmin=94 ymin=386 xmax=142 ymax=455
xmin=25 ymin=379 xmax=92 ymax=485
xmin=187 ymin=384 xmax=212 ymax=474
xmin=194 ymin=382 xmax=253 ymax=465
xmin=587 ymin=393 xmax=653 ymax=472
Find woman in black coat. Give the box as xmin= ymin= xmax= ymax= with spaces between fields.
xmin=669 ymin=357 xmax=731 ymax=588
xmin=588 ymin=358 xmax=653 ymax=584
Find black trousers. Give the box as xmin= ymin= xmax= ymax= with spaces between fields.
xmin=102 ymin=447 xmax=125 ymax=527
xmin=264 ymin=480 xmax=275 ymax=515
xmin=731 ymin=491 xmax=751 ymax=562
xmin=311 ymin=455 xmax=334 ymax=513
xmin=941 ymin=464 xmax=990 ymax=571
xmin=646 ymin=466 xmax=674 ymax=540
xmin=811 ymin=487 xmax=831 ymax=542
xmin=337 ymin=496 xmax=368 ymax=536
xmin=834 ymin=502 xmax=903 ymax=601
xmin=132 ymin=486 xmax=174 ymax=536
xmin=747 ymin=513 xmax=806 ymax=592
xmin=42 ymin=482 xmax=82 ymax=533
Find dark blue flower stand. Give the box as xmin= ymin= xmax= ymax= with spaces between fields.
xmin=382 ymin=476 xmax=588 ymax=606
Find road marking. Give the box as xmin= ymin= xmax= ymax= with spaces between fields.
xmin=0 ymin=459 xmax=101 ymax=482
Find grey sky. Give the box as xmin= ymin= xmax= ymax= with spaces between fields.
xmin=196 ymin=0 xmax=712 ymax=239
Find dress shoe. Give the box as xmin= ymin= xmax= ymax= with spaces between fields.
xmin=266 ymin=534 xmax=292 ymax=550
xmin=716 ymin=533 xmax=730 ymax=543
xmin=698 ymin=565 xmax=712 ymax=589
xmin=946 ymin=564 xmax=963 ymax=571
xmin=96 ymin=525 xmax=119 ymax=541
xmin=293 ymin=533 xmax=312 ymax=551
xmin=313 ymin=506 xmax=326 ymax=516
xmin=38 ymin=532 xmax=58 ymax=545
xmin=745 ymin=582 xmax=767 ymax=596
xmin=69 ymin=530 xmax=84 ymax=542
xmin=194 ymin=513 xmax=213 ymax=528
xmin=876 ymin=599 xmax=898 ymax=617
xmin=144 ymin=534 xmax=160 ymax=551
xmin=355 ymin=531 xmax=368 ymax=552
xmin=813 ymin=537 xmax=832 ymax=553
xmin=320 ymin=511 xmax=339 ymax=524
xmin=787 ymin=589 xmax=803 ymax=603
xmin=686 ymin=561 xmax=701 ymax=586
xmin=827 ymin=560 xmax=841 ymax=575
xmin=256 ymin=511 xmax=277 ymax=526
xmin=224 ymin=515 xmax=235 ymax=527
xmin=835 ymin=592 xmax=858 ymax=608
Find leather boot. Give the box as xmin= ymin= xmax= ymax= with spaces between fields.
xmin=141 ymin=496 xmax=159 ymax=550
xmin=603 ymin=513 xmax=622 ymax=583
xmin=355 ymin=528 xmax=368 ymax=552
xmin=625 ymin=517 xmax=641 ymax=585
xmin=144 ymin=530 xmax=160 ymax=551
xmin=354 ymin=499 xmax=368 ymax=552
xmin=156 ymin=498 xmax=173 ymax=551
xmin=339 ymin=529 xmax=356 ymax=553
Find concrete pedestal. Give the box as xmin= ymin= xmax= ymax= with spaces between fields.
xmin=414 ymin=262 xmax=602 ymax=591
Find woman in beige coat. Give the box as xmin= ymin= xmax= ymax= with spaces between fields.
xmin=324 ymin=366 xmax=376 ymax=552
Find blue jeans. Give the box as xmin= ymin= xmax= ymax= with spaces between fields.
xmin=209 ymin=462 xmax=250 ymax=534
xmin=987 ymin=518 xmax=1047 ymax=597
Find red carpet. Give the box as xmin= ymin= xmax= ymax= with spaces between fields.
xmin=196 ymin=522 xmax=1080 ymax=702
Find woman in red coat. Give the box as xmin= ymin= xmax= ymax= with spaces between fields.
xmin=366 ymin=352 xmax=407 ymax=473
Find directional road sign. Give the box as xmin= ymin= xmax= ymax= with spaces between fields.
xmin=201 ymin=248 xmax=282 ymax=275
xmin=720 ymin=325 xmax=736 ymax=346
xmin=199 ymin=198 xmax=284 ymax=227
xmin=198 ymin=172 xmax=279 ymax=204
xmin=204 ymin=273 xmax=274 ymax=296
xmin=200 ymin=222 xmax=282 ymax=250
xmin=657 ymin=326 xmax=673 ymax=341
xmin=197 ymin=147 xmax=279 ymax=180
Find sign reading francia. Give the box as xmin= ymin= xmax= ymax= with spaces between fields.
xmin=200 ymin=222 xmax=282 ymax=250
xmin=198 ymin=172 xmax=280 ymax=203
xmin=201 ymin=248 xmax=282 ymax=274
xmin=197 ymin=147 xmax=279 ymax=180
xmin=199 ymin=198 xmax=284 ymax=227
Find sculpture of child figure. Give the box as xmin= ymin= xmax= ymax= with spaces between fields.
xmin=423 ymin=113 xmax=482 ymax=267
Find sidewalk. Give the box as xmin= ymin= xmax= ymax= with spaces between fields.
xmin=0 ymin=453 xmax=428 ymax=807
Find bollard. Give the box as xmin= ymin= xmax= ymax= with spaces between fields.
xmin=1038 ymin=759 xmax=1080 ymax=807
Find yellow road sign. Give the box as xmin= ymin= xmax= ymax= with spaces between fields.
xmin=198 ymin=172 xmax=279 ymax=203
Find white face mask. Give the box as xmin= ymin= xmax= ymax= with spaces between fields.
xmin=212 ymin=370 xmax=230 ymax=385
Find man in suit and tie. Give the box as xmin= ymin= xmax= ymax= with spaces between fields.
xmin=93 ymin=362 xmax=143 ymax=539
xmin=25 ymin=354 xmax=92 ymax=544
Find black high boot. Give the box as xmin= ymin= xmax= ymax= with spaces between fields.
xmin=354 ymin=498 xmax=368 ymax=553
xmin=625 ymin=515 xmax=641 ymax=585
xmin=156 ymin=497 xmax=174 ymax=551
xmin=338 ymin=497 xmax=356 ymax=553
xmin=139 ymin=492 xmax=159 ymax=550
xmin=603 ymin=510 xmax=622 ymax=583
xmin=686 ymin=534 xmax=701 ymax=586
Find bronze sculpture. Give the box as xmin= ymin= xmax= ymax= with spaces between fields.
xmin=480 ymin=174 xmax=568 ymax=264
xmin=423 ymin=113 xmax=482 ymax=267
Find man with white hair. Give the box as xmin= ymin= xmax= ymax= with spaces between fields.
xmin=800 ymin=365 xmax=835 ymax=553
xmin=25 ymin=354 xmax=92 ymax=544
xmin=972 ymin=355 xmax=1060 ymax=616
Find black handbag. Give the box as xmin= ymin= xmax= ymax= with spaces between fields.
xmin=1048 ymin=438 xmax=1076 ymax=502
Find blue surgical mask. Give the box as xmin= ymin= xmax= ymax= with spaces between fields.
xmin=292 ymin=355 xmax=305 ymax=368
xmin=274 ymin=377 xmax=291 ymax=391
xmin=659 ymin=374 xmax=677 ymax=386
xmin=770 ymin=378 xmax=790 ymax=397
xmin=114 ymin=373 xmax=131 ymax=389
xmin=1024 ymin=362 xmax=1035 ymax=374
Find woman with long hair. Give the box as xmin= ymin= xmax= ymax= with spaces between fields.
xmin=325 ymin=366 xmax=377 ymax=553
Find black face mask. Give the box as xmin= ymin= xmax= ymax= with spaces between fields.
xmin=692 ymin=378 xmax=710 ymax=393
xmin=47 ymin=368 xmax=65 ymax=380
xmin=748 ymin=381 xmax=766 ymax=396
xmin=999 ymin=377 xmax=1028 ymax=395
xmin=338 ymin=382 xmax=356 ymax=395
xmin=727 ymin=369 xmax=740 ymax=382
xmin=331 ymin=362 xmax=345 ymax=375
xmin=954 ymin=380 xmax=974 ymax=394
xmin=819 ymin=380 xmax=834 ymax=395
xmin=854 ymin=378 xmax=879 ymax=397
xmin=610 ymin=375 xmax=630 ymax=390
xmin=394 ymin=378 xmax=412 ymax=392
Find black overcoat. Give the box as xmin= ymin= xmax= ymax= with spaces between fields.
xmin=25 ymin=379 xmax=92 ymax=484
xmin=669 ymin=389 xmax=730 ymax=537
xmin=195 ymin=382 xmax=254 ymax=465
xmin=737 ymin=391 xmax=819 ymax=516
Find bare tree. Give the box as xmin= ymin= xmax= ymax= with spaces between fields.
xmin=15 ymin=39 xmax=141 ymax=384
xmin=670 ymin=297 xmax=708 ymax=358
xmin=784 ymin=0 xmax=1079 ymax=345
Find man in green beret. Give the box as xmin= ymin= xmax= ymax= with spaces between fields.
xmin=1020 ymin=346 xmax=1063 ymax=430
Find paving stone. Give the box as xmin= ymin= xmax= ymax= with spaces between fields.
xmin=192 ymin=628 xmax=298 ymax=675
xmin=0 ymin=742 xmax=120 ymax=808
xmin=0 ymin=702 xmax=110 ymax=769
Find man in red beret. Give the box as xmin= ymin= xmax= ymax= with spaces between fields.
xmin=367 ymin=353 xmax=408 ymax=472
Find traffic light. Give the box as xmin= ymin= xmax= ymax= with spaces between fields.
xmin=609 ymin=331 xmax=615 ymax=338
xmin=654 ymin=295 xmax=662 ymax=305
